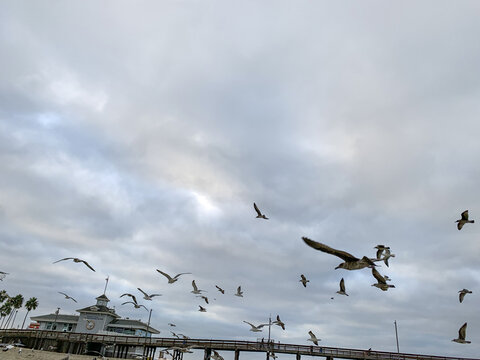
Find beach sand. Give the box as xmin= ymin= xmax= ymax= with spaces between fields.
xmin=0 ymin=348 xmax=151 ymax=360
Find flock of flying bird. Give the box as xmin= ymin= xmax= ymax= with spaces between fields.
xmin=0 ymin=205 xmax=475 ymax=354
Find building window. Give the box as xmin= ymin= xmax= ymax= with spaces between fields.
xmin=67 ymin=323 xmax=73 ymax=331
xmin=45 ymin=323 xmax=52 ymax=330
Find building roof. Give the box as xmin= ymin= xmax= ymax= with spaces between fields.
xmin=30 ymin=314 xmax=79 ymax=323
xmin=96 ymin=294 xmax=109 ymax=301
xmin=106 ymin=319 xmax=160 ymax=334
xmin=76 ymin=304 xmax=120 ymax=318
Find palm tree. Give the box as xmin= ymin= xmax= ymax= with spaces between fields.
xmin=0 ymin=300 xmax=12 ymax=329
xmin=22 ymin=297 xmax=39 ymax=329
xmin=5 ymin=294 xmax=23 ymax=328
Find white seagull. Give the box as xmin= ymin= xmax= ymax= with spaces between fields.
xmin=191 ymin=280 xmax=206 ymax=294
xmin=452 ymin=323 xmax=471 ymax=344
xmin=254 ymin=203 xmax=269 ymax=220
xmin=243 ymin=321 xmax=266 ymax=332
xmin=58 ymin=292 xmax=77 ymax=303
xmin=381 ymin=248 xmax=395 ymax=267
xmin=274 ymin=315 xmax=285 ymax=330
xmin=53 ymin=257 xmax=95 ymax=272
xmin=137 ymin=288 xmax=162 ymax=300
xmin=307 ymin=331 xmax=320 ymax=345
xmin=235 ymin=286 xmax=244 ymax=297
xmin=371 ymin=268 xmax=395 ymax=291
xmin=459 ymin=289 xmax=473 ymax=303
xmin=303 ymin=237 xmax=377 ymax=270
xmin=336 ymin=278 xmax=348 ymax=296
xmin=456 ymin=210 xmax=474 ymax=230
xmin=156 ymin=270 xmax=191 ymax=284
xmin=300 ymin=274 xmax=309 ymax=288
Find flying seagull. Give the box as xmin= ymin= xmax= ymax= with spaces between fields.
xmin=235 ymin=286 xmax=243 ymax=297
xmin=336 ymin=278 xmax=348 ymax=296
xmin=215 ymin=285 xmax=225 ymax=294
xmin=196 ymin=295 xmax=209 ymax=304
xmin=307 ymin=331 xmax=320 ymax=345
xmin=302 ymin=237 xmax=377 ymax=270
xmin=374 ymin=245 xmax=390 ymax=260
xmin=274 ymin=315 xmax=285 ymax=330
xmin=381 ymin=248 xmax=395 ymax=267
xmin=459 ymin=289 xmax=473 ymax=303
xmin=243 ymin=321 xmax=266 ymax=332
xmin=156 ymin=270 xmax=191 ymax=284
xmin=53 ymin=258 xmax=95 ymax=272
xmin=121 ymin=301 xmax=148 ymax=310
xmin=452 ymin=323 xmax=471 ymax=344
xmin=58 ymin=292 xmax=77 ymax=303
xmin=120 ymin=293 xmax=138 ymax=304
xmin=300 ymin=274 xmax=309 ymax=288
xmin=456 ymin=210 xmax=474 ymax=230
xmin=198 ymin=305 xmax=207 ymax=312
xmin=371 ymin=268 xmax=395 ymax=291
xmin=191 ymin=280 xmax=206 ymax=294
xmin=137 ymin=288 xmax=161 ymax=300
xmin=212 ymin=350 xmax=224 ymax=360
xmin=168 ymin=323 xmax=176 ymax=327
xmin=253 ymin=203 xmax=269 ymax=220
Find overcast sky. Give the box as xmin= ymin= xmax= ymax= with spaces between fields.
xmin=1 ymin=1 xmax=480 ymax=358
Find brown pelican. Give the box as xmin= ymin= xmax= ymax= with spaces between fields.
xmin=137 ymin=288 xmax=162 ymax=300
xmin=307 ymin=331 xmax=320 ymax=345
xmin=254 ymin=203 xmax=269 ymax=219
xmin=300 ymin=274 xmax=309 ymax=287
xmin=456 ymin=210 xmax=474 ymax=230
xmin=371 ymin=268 xmax=395 ymax=291
xmin=53 ymin=257 xmax=95 ymax=272
xmin=452 ymin=323 xmax=471 ymax=344
xmin=459 ymin=289 xmax=473 ymax=303
xmin=302 ymin=237 xmax=377 ymax=270
xmin=156 ymin=270 xmax=191 ymax=284
xmin=58 ymin=292 xmax=77 ymax=303
xmin=336 ymin=278 xmax=348 ymax=296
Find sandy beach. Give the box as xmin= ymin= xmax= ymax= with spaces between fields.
xmin=0 ymin=348 xmax=139 ymax=360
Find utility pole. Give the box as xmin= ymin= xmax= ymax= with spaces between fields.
xmin=394 ymin=320 xmax=400 ymax=353
xmin=53 ymin=308 xmax=60 ymax=331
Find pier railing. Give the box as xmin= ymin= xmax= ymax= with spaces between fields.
xmin=0 ymin=329 xmax=477 ymax=360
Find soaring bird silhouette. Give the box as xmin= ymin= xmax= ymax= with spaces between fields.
xmin=274 ymin=315 xmax=285 ymax=330
xmin=120 ymin=293 xmax=138 ymax=304
xmin=58 ymin=292 xmax=77 ymax=303
xmin=459 ymin=289 xmax=473 ymax=303
xmin=53 ymin=258 xmax=95 ymax=272
xmin=456 ymin=210 xmax=474 ymax=230
xmin=156 ymin=270 xmax=191 ymax=284
xmin=302 ymin=237 xmax=377 ymax=270
xmin=121 ymin=301 xmax=148 ymax=310
xmin=307 ymin=331 xmax=320 ymax=345
xmin=336 ymin=278 xmax=348 ymax=296
xmin=198 ymin=305 xmax=207 ymax=312
xmin=191 ymin=280 xmax=206 ymax=294
xmin=215 ymin=285 xmax=225 ymax=294
xmin=254 ymin=203 xmax=269 ymax=219
xmin=197 ymin=295 xmax=209 ymax=304
xmin=452 ymin=323 xmax=471 ymax=344
xmin=300 ymin=274 xmax=309 ymax=288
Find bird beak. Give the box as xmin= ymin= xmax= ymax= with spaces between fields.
xmin=334 ymin=265 xmax=341 ymax=270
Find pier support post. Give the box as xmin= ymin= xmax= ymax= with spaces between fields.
xmin=296 ymin=353 xmax=301 ymax=360
xmin=234 ymin=349 xmax=240 ymax=360
xmin=204 ymin=348 xmax=212 ymax=360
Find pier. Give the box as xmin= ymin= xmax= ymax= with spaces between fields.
xmin=0 ymin=329 xmax=477 ymax=360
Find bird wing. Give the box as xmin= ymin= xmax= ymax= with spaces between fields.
xmin=457 ymin=221 xmax=464 ymax=230
xmin=156 ymin=270 xmax=173 ymax=281
xmin=371 ymin=268 xmax=386 ymax=284
xmin=253 ymin=203 xmax=262 ymax=216
xmin=173 ymin=272 xmax=191 ymax=279
xmin=80 ymin=260 xmax=95 ymax=272
xmin=243 ymin=321 xmax=256 ymax=329
xmin=376 ymin=249 xmax=384 ymax=259
xmin=137 ymin=288 xmax=148 ymax=297
xmin=53 ymin=258 xmax=73 ymax=264
xmin=140 ymin=305 xmax=148 ymax=310
xmin=461 ymin=210 xmax=469 ymax=221
xmin=121 ymin=301 xmax=134 ymax=306
xmin=192 ymin=280 xmax=198 ymax=291
xmin=339 ymin=278 xmax=346 ymax=292
xmin=215 ymin=285 xmax=224 ymax=293
xmin=459 ymin=292 xmax=465 ymax=303
xmin=459 ymin=323 xmax=467 ymax=340
xmin=302 ymin=237 xmax=359 ymax=261
xmin=237 ymin=286 xmax=242 ymax=293
xmin=58 ymin=292 xmax=68 ymax=297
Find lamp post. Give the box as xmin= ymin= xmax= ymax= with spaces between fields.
xmin=53 ymin=308 xmax=60 ymax=331
xmin=394 ymin=320 xmax=400 ymax=353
